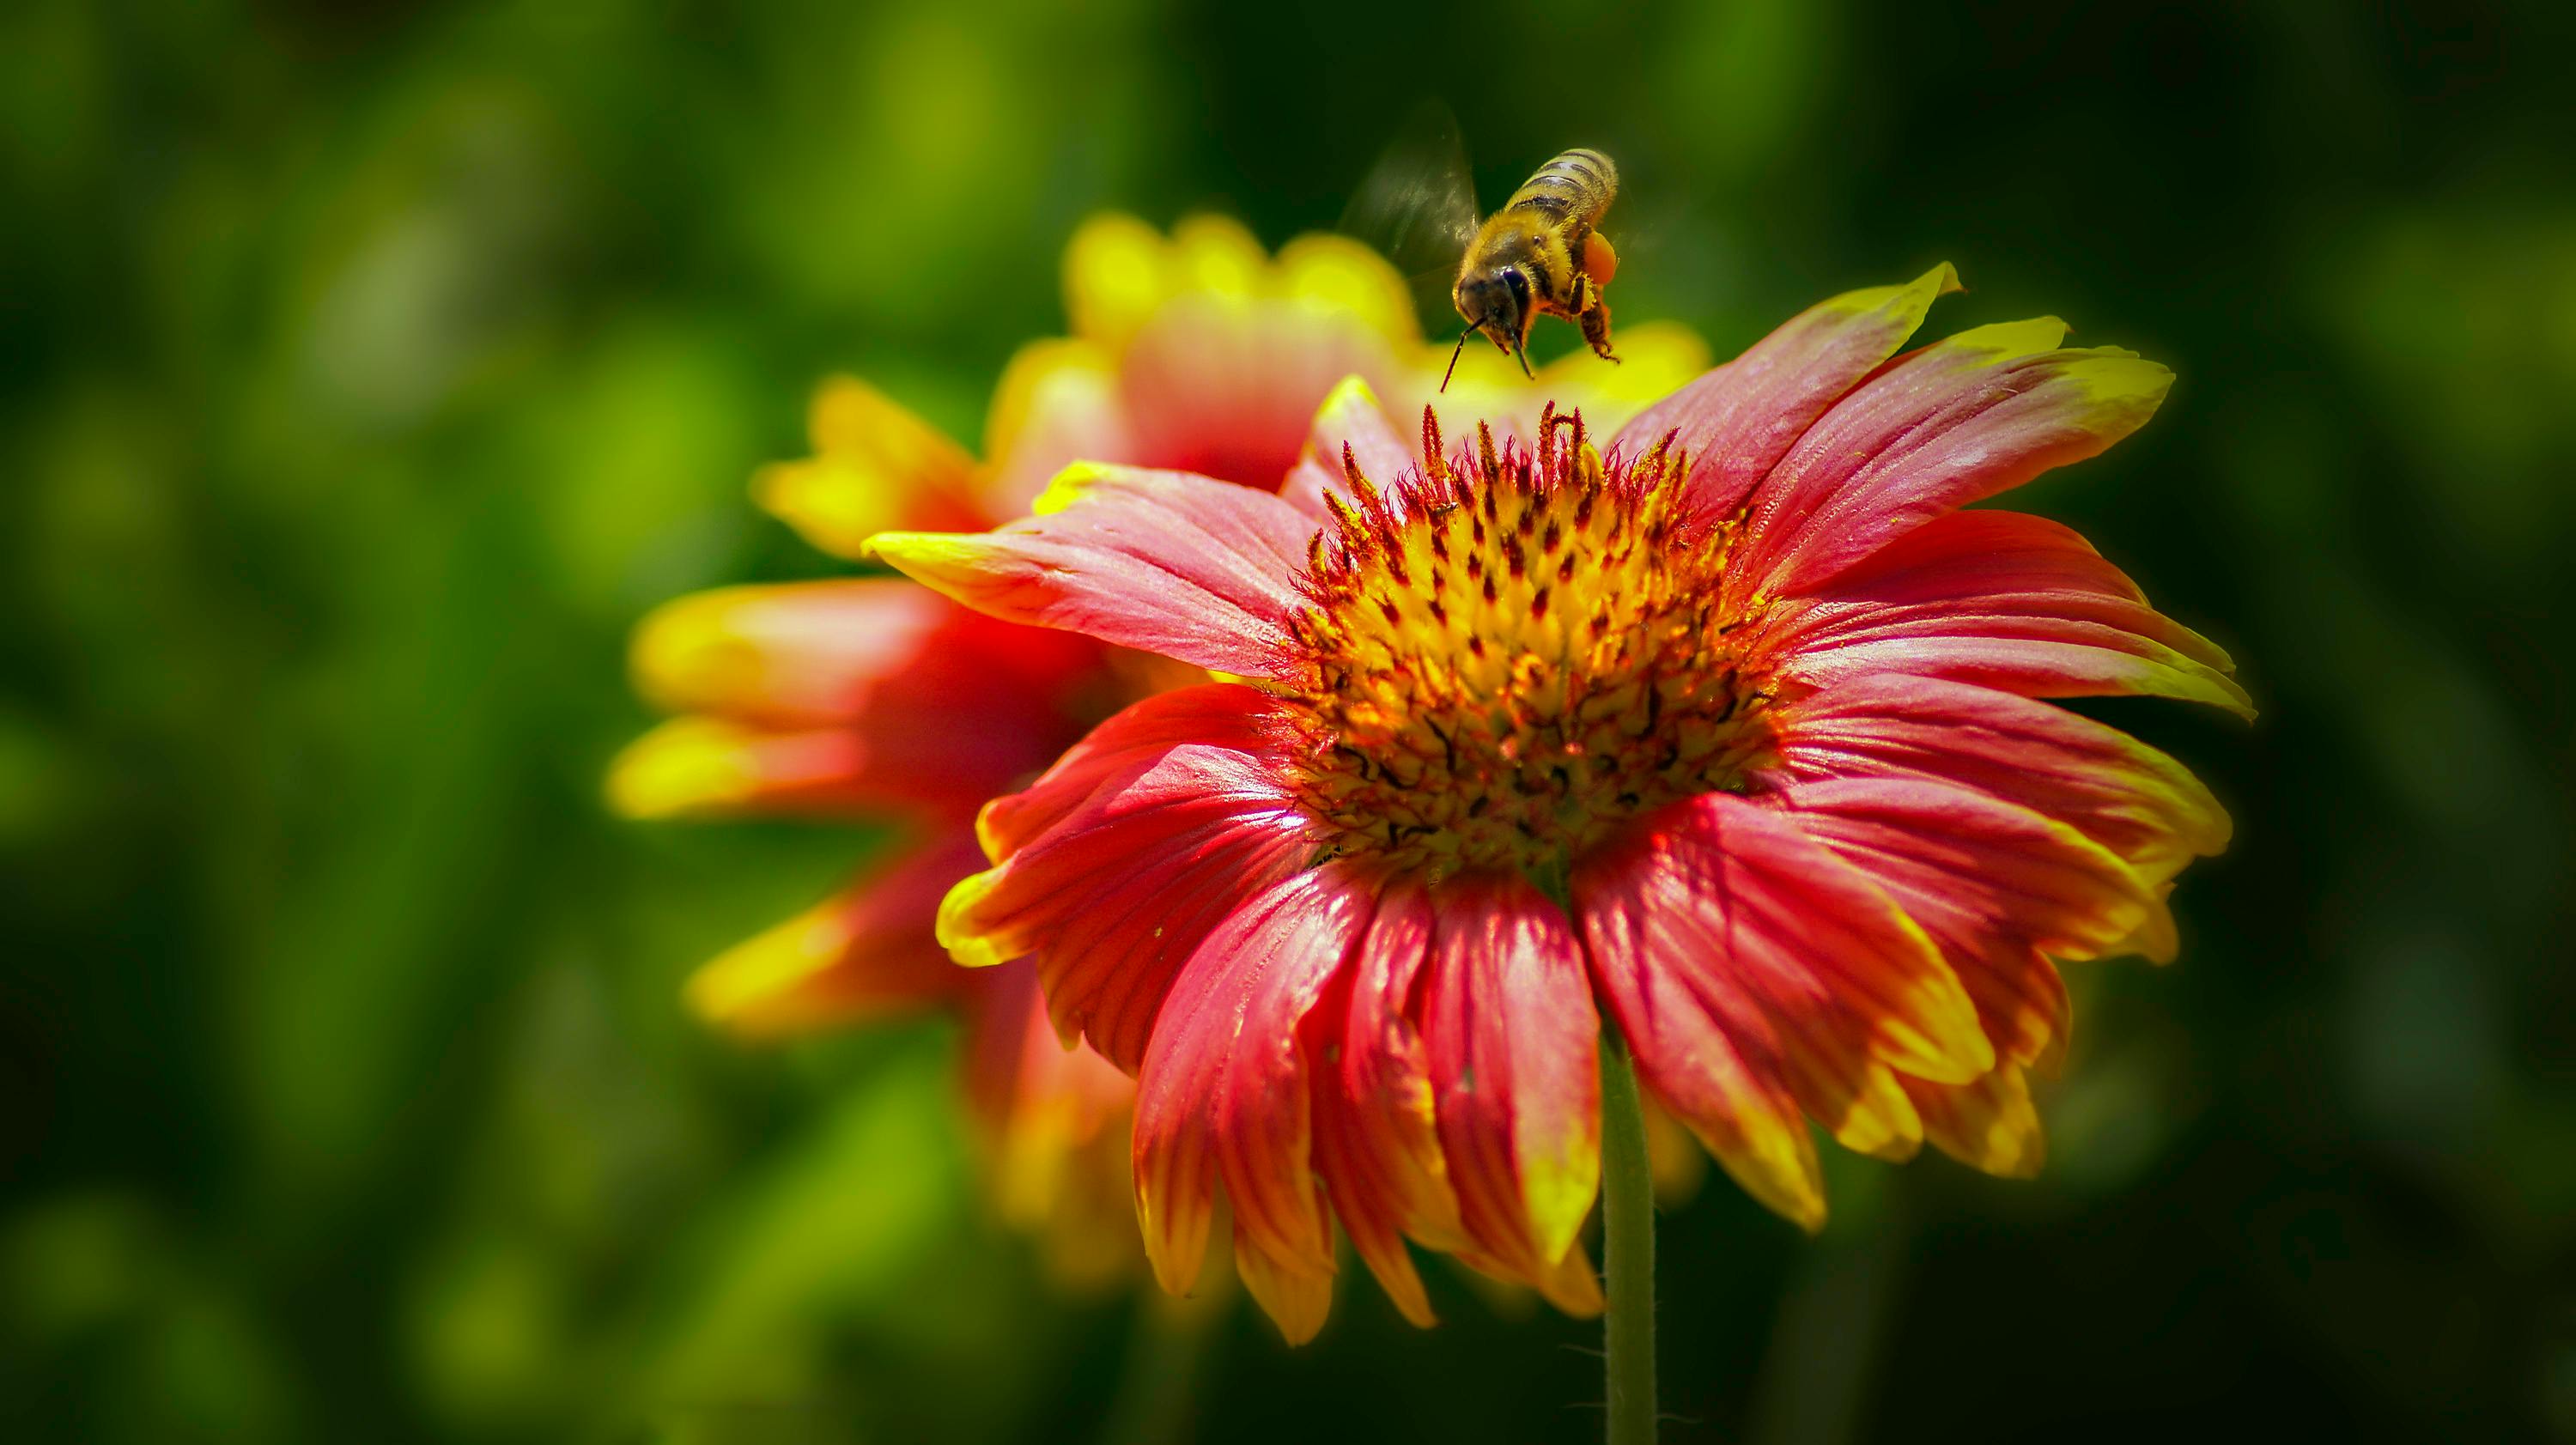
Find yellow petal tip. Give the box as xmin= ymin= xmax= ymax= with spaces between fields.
xmin=934 ymin=867 xmax=1015 ymax=968
xmin=605 ymin=721 xmax=753 ymax=819
xmin=1032 ymin=460 xmax=1117 ymax=516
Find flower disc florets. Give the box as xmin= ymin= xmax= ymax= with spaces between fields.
xmin=1283 ymin=407 xmax=1774 ymax=880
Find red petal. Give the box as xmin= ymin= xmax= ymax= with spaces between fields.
xmin=1901 ymin=1064 xmax=2046 ymax=1178
xmin=631 ymin=580 xmax=1101 ymax=731
xmin=1423 ymin=874 xmax=1601 ymax=1278
xmin=1130 ymin=865 xmax=1377 ymax=1337
xmin=607 ymin=712 xmax=1048 ymax=821
xmin=1305 ymin=877 xmax=1457 ymax=1327
xmin=1730 ymin=320 xmax=2172 ymax=602
xmin=1779 ymin=776 xmax=2154 ymax=962
xmin=941 ymin=695 xmax=1316 ymax=1072
xmin=1766 ymin=674 xmax=2230 ymax=898
xmin=1773 ymin=775 xmax=2149 ymax=1070
xmin=871 ymin=464 xmax=1321 ymax=680
xmin=1753 ymin=510 xmax=2248 ymax=715
xmin=957 ymin=956 xmax=1139 ymax=1229
xmin=753 ymin=377 xmax=993 ymax=558
xmin=615 ymin=584 xmax=1097 ymax=820
xmin=1577 ymin=792 xmax=1997 ymax=1226
xmin=975 ymin=683 xmax=1307 ymax=863
xmin=1121 ymin=300 xmax=1402 ymax=491
xmin=1611 ymin=264 xmax=1959 ymax=521
xmin=683 ymin=830 xmax=982 ymax=1037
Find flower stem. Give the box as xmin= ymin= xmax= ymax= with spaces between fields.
xmin=1097 ymin=1290 xmax=1212 ymax=1445
xmin=1599 ymin=1030 xmax=1659 ymax=1445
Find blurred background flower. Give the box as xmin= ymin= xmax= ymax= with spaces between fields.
xmin=3 ymin=3 xmax=2571 ymax=1443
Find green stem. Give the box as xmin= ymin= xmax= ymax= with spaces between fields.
xmin=1097 ymin=1292 xmax=1212 ymax=1445
xmin=1599 ymin=1031 xmax=1659 ymax=1445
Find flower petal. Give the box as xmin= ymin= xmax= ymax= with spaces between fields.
xmin=870 ymin=464 xmax=1318 ymax=679
xmin=1279 ymin=375 xmax=1420 ymax=519
xmin=683 ymin=831 xmax=981 ymax=1037
xmin=1131 ymin=865 xmax=1376 ymax=1339
xmin=1577 ymin=791 xmax=1999 ymax=1226
xmin=1611 ymin=264 xmax=1960 ymax=521
xmin=1119 ymin=299 xmax=1402 ymax=491
xmin=1422 ymin=318 xmax=1713 ymax=452
xmin=1778 ymin=775 xmax=2155 ymax=964
xmin=1063 ymin=212 xmax=1180 ymax=355
xmin=753 ymin=377 xmax=989 ymax=558
xmin=939 ymin=691 xmax=1316 ymax=1071
xmin=1773 ymin=774 xmax=2151 ymax=1071
xmin=607 ymin=713 xmax=1038 ymax=820
xmin=1901 ymin=1064 xmax=2046 ymax=1178
xmin=1273 ymin=233 xmax=1421 ymax=348
xmin=1306 ymin=877 xmax=1459 ymax=1327
xmin=1423 ymin=874 xmax=1601 ymax=1278
xmin=629 ymin=580 xmax=1099 ymax=730
xmin=958 ymin=956 xmax=1138 ymax=1235
xmin=1578 ymin=862 xmax=1824 ymax=1224
xmin=1230 ymin=1214 xmax=1338 ymax=1345
xmin=1733 ymin=319 xmax=2174 ymax=600
xmin=979 ymin=338 xmax=1139 ymax=519
xmin=1753 ymin=509 xmax=2249 ymax=715
xmin=975 ymin=683 xmax=1306 ymax=865
xmin=1765 ymin=674 xmax=2231 ymax=911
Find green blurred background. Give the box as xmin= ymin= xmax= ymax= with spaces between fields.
xmin=5 ymin=1 xmax=2572 ymax=1441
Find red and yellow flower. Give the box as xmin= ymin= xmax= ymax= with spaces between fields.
xmin=870 ymin=264 xmax=2242 ymax=1338
xmin=611 ymin=214 xmax=1706 ymax=1279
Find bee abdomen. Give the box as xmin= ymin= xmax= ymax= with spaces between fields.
xmin=1504 ymin=149 xmax=1618 ymax=224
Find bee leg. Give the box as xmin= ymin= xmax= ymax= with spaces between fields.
xmin=1580 ymin=292 xmax=1618 ymax=363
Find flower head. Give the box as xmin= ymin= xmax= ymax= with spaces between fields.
xmin=611 ymin=213 xmax=1695 ymax=1278
xmin=871 ymin=265 xmax=2242 ymax=1339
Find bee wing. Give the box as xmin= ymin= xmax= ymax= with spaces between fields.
xmin=1340 ymin=101 xmax=1480 ymax=321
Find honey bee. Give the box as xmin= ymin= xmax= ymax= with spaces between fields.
xmin=1344 ymin=110 xmax=1625 ymax=390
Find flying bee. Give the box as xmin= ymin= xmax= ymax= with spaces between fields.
xmin=1343 ymin=109 xmax=1625 ymax=390
xmin=1446 ymin=149 xmax=1622 ymax=386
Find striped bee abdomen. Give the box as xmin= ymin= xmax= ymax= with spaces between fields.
xmin=1504 ymin=149 xmax=1618 ymax=225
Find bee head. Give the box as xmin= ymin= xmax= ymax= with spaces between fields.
xmin=1455 ymin=267 xmax=1532 ymax=354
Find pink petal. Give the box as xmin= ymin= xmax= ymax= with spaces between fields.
xmin=1422 ymin=874 xmax=1603 ymax=1284
xmin=1306 ymin=877 xmax=1458 ymax=1327
xmin=1765 ymin=674 xmax=2231 ymax=901
xmin=939 ymin=699 xmax=1316 ymax=1072
xmin=1753 ymin=509 xmax=2248 ymax=715
xmin=683 ymin=829 xmax=984 ymax=1037
xmin=1120 ymin=299 xmax=1403 ymax=491
xmin=607 ymin=711 xmax=1049 ymax=822
xmin=1611 ymin=264 xmax=1960 ymax=521
xmin=1131 ymin=864 xmax=1377 ymax=1339
xmin=870 ymin=464 xmax=1321 ymax=680
xmin=1577 ymin=792 xmax=1998 ymax=1226
xmin=957 ymin=954 xmax=1139 ymax=1223
xmin=978 ymin=343 xmax=1141 ymax=519
xmin=631 ymin=580 xmax=1102 ymax=730
xmin=1279 ymin=376 xmax=1423 ymax=519
xmin=1732 ymin=319 xmax=2173 ymax=601
xmin=1576 ymin=841 xmax=1825 ymax=1224
xmin=1778 ymin=775 xmax=2154 ymax=962
xmin=974 ymin=683 xmax=1309 ymax=863
xmin=1771 ymin=774 xmax=2151 ymax=1071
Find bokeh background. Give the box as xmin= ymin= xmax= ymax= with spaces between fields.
xmin=6 ymin=1 xmax=2572 ymax=1441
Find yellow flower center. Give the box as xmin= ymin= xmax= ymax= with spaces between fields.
xmin=1283 ymin=409 xmax=1776 ymax=882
